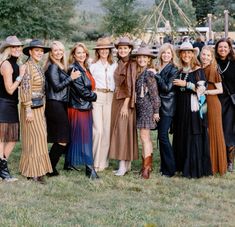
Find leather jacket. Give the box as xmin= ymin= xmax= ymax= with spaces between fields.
xmin=45 ymin=63 xmax=72 ymax=102
xmin=156 ymin=63 xmax=178 ymax=117
xmin=68 ymin=62 xmax=97 ymax=111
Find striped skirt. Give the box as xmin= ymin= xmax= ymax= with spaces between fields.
xmin=19 ymin=105 xmax=52 ymax=177
xmin=66 ymin=108 xmax=93 ymax=166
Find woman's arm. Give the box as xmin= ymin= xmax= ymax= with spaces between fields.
xmin=205 ymin=82 xmax=223 ymax=95
xmin=1 ymin=61 xmax=26 ymax=95
xmin=120 ymin=98 xmax=130 ymax=119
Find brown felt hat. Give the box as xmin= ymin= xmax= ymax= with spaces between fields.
xmin=132 ymin=46 xmax=156 ymax=58
xmin=93 ymin=37 xmax=114 ymax=49
xmin=114 ymin=37 xmax=134 ymax=49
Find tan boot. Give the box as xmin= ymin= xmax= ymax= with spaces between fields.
xmin=141 ymin=155 xmax=153 ymax=179
xmin=227 ymin=146 xmax=235 ymax=172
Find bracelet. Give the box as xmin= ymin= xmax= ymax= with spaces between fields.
xmin=16 ymin=75 xmax=23 ymax=82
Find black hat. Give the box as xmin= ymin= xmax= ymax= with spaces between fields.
xmin=23 ymin=39 xmax=51 ymax=56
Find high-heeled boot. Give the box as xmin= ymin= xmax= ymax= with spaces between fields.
xmin=141 ymin=155 xmax=153 ymax=179
xmin=227 ymin=146 xmax=235 ymax=172
xmin=85 ymin=165 xmax=99 ymax=180
xmin=0 ymin=158 xmax=17 ymax=181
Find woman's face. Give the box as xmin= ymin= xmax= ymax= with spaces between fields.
xmin=180 ymin=50 xmax=194 ymax=65
xmin=136 ymin=55 xmax=149 ymax=68
xmin=117 ymin=45 xmax=132 ymax=58
xmin=161 ymin=48 xmax=172 ymax=64
xmin=29 ymin=48 xmax=44 ymax=62
xmin=51 ymin=45 xmax=64 ymax=61
xmin=200 ymin=49 xmax=212 ymax=66
xmin=217 ymin=41 xmax=230 ymax=60
xmin=10 ymin=46 xmax=22 ymax=58
xmin=74 ymin=46 xmax=87 ymax=64
xmin=98 ymin=48 xmax=110 ymax=60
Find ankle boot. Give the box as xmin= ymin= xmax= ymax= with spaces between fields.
xmin=0 ymin=158 xmax=17 ymax=181
xmin=227 ymin=146 xmax=235 ymax=172
xmin=141 ymin=156 xmax=153 ymax=179
xmin=48 ymin=143 xmax=66 ymax=177
xmin=85 ymin=165 xmax=99 ymax=180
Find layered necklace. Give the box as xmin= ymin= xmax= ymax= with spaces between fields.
xmin=179 ymin=66 xmax=191 ymax=91
xmin=218 ymin=60 xmax=230 ymax=74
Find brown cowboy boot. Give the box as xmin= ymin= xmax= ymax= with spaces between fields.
xmin=141 ymin=155 xmax=153 ymax=179
xmin=227 ymin=146 xmax=235 ymax=172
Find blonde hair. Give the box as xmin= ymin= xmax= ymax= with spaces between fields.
xmin=93 ymin=49 xmax=114 ymax=64
xmin=68 ymin=42 xmax=89 ymax=68
xmin=178 ymin=50 xmax=200 ymax=70
xmin=136 ymin=56 xmax=154 ymax=74
xmin=156 ymin=43 xmax=178 ymax=70
xmin=200 ymin=45 xmax=217 ymax=70
xmin=0 ymin=47 xmax=12 ymax=65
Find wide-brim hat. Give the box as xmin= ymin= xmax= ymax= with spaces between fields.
xmin=93 ymin=37 xmax=114 ymax=49
xmin=0 ymin=36 xmax=23 ymax=53
xmin=132 ymin=46 xmax=156 ymax=58
xmin=114 ymin=37 xmax=134 ymax=49
xmin=176 ymin=42 xmax=199 ymax=56
xmin=23 ymin=39 xmax=51 ymax=56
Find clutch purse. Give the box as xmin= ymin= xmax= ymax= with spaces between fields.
xmin=31 ymin=97 xmax=44 ymax=109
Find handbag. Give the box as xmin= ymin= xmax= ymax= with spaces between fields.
xmin=230 ymin=93 xmax=235 ymax=105
xmin=31 ymin=97 xmax=44 ymax=109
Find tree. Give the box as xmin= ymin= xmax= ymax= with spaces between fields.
xmin=0 ymin=0 xmax=78 ymax=40
xmin=101 ymin=0 xmax=142 ymax=36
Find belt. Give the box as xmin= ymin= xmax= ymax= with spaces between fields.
xmin=96 ymin=88 xmax=113 ymax=93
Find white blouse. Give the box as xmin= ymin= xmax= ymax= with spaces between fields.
xmin=90 ymin=60 xmax=117 ymax=91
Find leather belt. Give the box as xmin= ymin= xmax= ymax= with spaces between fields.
xmin=96 ymin=88 xmax=113 ymax=93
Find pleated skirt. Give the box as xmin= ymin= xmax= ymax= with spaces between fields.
xmin=66 ymin=108 xmax=93 ymax=166
xmin=19 ymin=105 xmax=52 ymax=177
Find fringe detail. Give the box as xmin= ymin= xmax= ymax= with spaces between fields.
xmin=0 ymin=123 xmax=19 ymax=142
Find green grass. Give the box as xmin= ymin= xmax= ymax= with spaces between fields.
xmin=1 ymin=137 xmax=235 ymax=227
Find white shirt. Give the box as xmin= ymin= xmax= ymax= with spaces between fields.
xmin=90 ymin=60 xmax=117 ymax=91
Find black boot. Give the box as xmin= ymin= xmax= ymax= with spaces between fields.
xmin=0 ymin=158 xmax=17 ymax=181
xmin=85 ymin=165 xmax=99 ymax=180
xmin=47 ymin=143 xmax=66 ymax=177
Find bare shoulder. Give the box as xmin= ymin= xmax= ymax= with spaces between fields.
xmin=0 ymin=60 xmax=13 ymax=74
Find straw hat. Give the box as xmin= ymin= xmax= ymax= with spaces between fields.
xmin=176 ymin=42 xmax=199 ymax=56
xmin=132 ymin=46 xmax=156 ymax=58
xmin=114 ymin=37 xmax=134 ymax=49
xmin=0 ymin=36 xmax=23 ymax=53
xmin=93 ymin=37 xmax=114 ymax=49
xmin=23 ymin=39 xmax=51 ymax=56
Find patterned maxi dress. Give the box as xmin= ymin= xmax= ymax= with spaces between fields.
xmin=19 ymin=60 xmax=52 ymax=177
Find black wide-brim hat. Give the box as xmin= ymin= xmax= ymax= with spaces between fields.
xmin=23 ymin=39 xmax=51 ymax=56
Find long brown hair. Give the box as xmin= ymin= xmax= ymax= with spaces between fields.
xmin=178 ymin=50 xmax=201 ymax=70
xmin=93 ymin=49 xmax=114 ymax=64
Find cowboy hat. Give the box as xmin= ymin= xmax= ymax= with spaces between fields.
xmin=114 ymin=37 xmax=134 ymax=49
xmin=93 ymin=37 xmax=114 ymax=49
xmin=0 ymin=36 xmax=23 ymax=53
xmin=23 ymin=39 xmax=51 ymax=56
xmin=176 ymin=42 xmax=199 ymax=56
xmin=132 ymin=46 xmax=156 ymax=58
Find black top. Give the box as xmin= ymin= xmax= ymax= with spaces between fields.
xmin=0 ymin=56 xmax=19 ymax=102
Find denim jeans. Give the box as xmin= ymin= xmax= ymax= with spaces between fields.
xmin=158 ymin=116 xmax=176 ymax=176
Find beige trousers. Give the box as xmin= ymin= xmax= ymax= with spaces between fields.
xmin=92 ymin=91 xmax=113 ymax=171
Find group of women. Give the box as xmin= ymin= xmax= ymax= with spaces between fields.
xmin=0 ymin=35 xmax=234 ymax=183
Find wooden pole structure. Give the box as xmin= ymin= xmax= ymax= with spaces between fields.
xmin=224 ymin=10 xmax=229 ymax=38
xmin=208 ymin=14 xmax=212 ymax=41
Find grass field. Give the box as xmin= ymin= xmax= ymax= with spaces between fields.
xmin=1 ymin=138 xmax=235 ymax=227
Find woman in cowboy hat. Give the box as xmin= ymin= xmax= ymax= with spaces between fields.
xmin=19 ymin=39 xmax=52 ymax=183
xmin=109 ymin=37 xmax=138 ymax=176
xmin=0 ymin=36 xmax=26 ymax=181
xmin=44 ymin=41 xmax=80 ymax=176
xmin=172 ymin=42 xmax=212 ymax=178
xmin=90 ymin=37 xmax=117 ymax=172
xmin=134 ymin=46 xmax=161 ymax=179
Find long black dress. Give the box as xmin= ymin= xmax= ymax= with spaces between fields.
xmin=173 ymin=68 xmax=212 ymax=178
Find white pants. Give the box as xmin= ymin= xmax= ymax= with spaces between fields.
xmin=92 ymin=91 xmax=113 ymax=171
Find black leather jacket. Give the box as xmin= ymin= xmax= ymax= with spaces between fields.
xmin=156 ymin=63 xmax=178 ymax=117
xmin=45 ymin=63 xmax=72 ymax=102
xmin=68 ymin=62 xmax=97 ymax=111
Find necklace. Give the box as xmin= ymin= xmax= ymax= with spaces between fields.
xmin=179 ymin=69 xmax=190 ymax=91
xmin=218 ymin=61 xmax=230 ymax=74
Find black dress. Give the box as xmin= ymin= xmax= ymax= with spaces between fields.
xmin=173 ymin=68 xmax=212 ymax=178
xmin=217 ymin=59 xmax=235 ymax=147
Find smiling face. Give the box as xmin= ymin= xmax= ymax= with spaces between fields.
xmin=10 ymin=46 xmax=22 ymax=58
xmin=74 ymin=46 xmax=87 ymax=64
xmin=200 ymin=49 xmax=212 ymax=67
xmin=180 ymin=50 xmax=194 ymax=65
xmin=117 ymin=45 xmax=132 ymax=58
xmin=217 ymin=41 xmax=230 ymax=60
xmin=136 ymin=55 xmax=149 ymax=68
xmin=29 ymin=48 xmax=44 ymax=62
xmin=51 ymin=44 xmax=64 ymax=61
xmin=161 ymin=48 xmax=173 ymax=64
xmin=98 ymin=48 xmax=110 ymax=60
